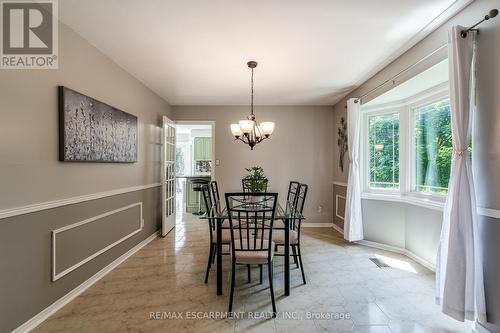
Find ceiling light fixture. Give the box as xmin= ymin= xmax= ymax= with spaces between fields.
xmin=230 ymin=61 xmax=274 ymax=150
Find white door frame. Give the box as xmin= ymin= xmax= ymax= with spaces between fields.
xmin=175 ymin=121 xmax=216 ymax=181
xmin=161 ymin=116 xmax=176 ymax=237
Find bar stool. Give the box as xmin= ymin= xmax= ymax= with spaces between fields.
xmin=192 ymin=179 xmax=209 ymax=215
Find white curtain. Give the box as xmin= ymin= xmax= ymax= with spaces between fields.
xmin=344 ymin=98 xmax=364 ymax=242
xmin=435 ymin=26 xmax=486 ymax=324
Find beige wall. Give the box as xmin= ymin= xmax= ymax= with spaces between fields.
xmin=331 ymin=0 xmax=500 ymax=331
xmin=0 ymin=22 xmax=172 ymax=210
xmin=173 ymin=105 xmax=334 ymax=224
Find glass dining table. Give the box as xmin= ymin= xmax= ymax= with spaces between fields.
xmin=200 ymin=199 xmax=304 ymax=296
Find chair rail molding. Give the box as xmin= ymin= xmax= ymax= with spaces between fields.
xmin=361 ymin=192 xmax=500 ymax=219
xmin=52 ymin=202 xmax=144 ymax=281
xmin=477 ymin=207 xmax=500 ymax=220
xmin=0 ymin=183 xmax=160 ymax=220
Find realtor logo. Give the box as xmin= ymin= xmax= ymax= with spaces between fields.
xmin=1 ymin=0 xmax=58 ymax=69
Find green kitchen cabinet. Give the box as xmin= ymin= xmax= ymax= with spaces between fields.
xmin=194 ymin=137 xmax=212 ymax=161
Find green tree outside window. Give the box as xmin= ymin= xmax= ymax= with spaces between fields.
xmin=369 ymin=113 xmax=400 ymax=189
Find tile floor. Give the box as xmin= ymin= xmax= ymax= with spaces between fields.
xmin=34 ymin=208 xmax=472 ymax=333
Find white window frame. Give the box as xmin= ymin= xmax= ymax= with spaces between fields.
xmin=361 ymin=82 xmax=450 ymax=208
xmin=362 ymin=106 xmax=403 ymax=196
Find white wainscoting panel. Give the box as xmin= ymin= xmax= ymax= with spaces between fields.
xmin=335 ymin=194 xmax=346 ymax=220
xmin=13 ymin=232 xmax=158 ymax=333
xmin=51 ymin=202 xmax=144 ymax=281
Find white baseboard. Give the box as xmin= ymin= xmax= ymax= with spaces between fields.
xmin=12 ymin=232 xmax=159 ymax=333
xmin=302 ymin=222 xmax=334 ymax=227
xmin=474 ymin=321 xmax=493 ymax=333
xmin=404 ymin=249 xmax=436 ymax=272
xmin=356 ymin=239 xmax=436 ymax=272
xmin=303 ymin=221 xmax=344 ymax=234
xmin=308 ymin=223 xmax=436 ymax=271
xmin=332 ymin=223 xmax=344 ymax=235
xmin=357 ymin=239 xmax=404 ymax=254
xmin=301 ymin=221 xmax=344 ymax=233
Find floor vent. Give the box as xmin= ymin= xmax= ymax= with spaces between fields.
xmin=369 ymin=257 xmax=391 ymax=268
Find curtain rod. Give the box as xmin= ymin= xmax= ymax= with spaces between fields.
xmin=353 ymin=44 xmax=447 ymax=104
xmin=345 ymin=8 xmax=498 ymax=107
xmin=461 ymin=9 xmax=498 ymax=38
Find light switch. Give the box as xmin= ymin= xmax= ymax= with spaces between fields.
xmin=215 ymin=159 xmax=220 ymax=166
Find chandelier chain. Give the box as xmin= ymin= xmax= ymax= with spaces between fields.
xmin=250 ymin=67 xmax=254 ymax=116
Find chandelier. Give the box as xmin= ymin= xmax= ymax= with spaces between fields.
xmin=230 ymin=61 xmax=275 ymax=150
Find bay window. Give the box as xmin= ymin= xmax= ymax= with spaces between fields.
xmin=362 ymin=82 xmax=455 ymax=205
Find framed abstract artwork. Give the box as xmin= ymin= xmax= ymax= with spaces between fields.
xmin=58 ymin=86 xmax=138 ymax=162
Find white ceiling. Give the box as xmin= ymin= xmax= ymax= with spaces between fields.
xmin=59 ymin=0 xmax=463 ymax=106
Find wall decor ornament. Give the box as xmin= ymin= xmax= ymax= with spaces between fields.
xmin=58 ymin=86 xmax=138 ymax=162
xmin=337 ymin=117 xmax=348 ymax=172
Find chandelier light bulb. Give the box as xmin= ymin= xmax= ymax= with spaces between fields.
xmin=260 ymin=122 xmax=275 ymax=136
xmin=231 ymin=124 xmax=243 ymax=137
xmin=239 ymin=120 xmax=254 ymax=134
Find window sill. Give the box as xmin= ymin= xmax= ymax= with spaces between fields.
xmin=361 ymin=192 xmax=444 ymax=211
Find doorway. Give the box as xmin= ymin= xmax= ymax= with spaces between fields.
xmin=175 ymin=122 xmax=215 ymax=224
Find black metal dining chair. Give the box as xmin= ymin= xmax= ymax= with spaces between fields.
xmin=225 ymin=192 xmax=278 ymax=317
xmin=210 ymin=180 xmax=221 ymax=212
xmin=287 ymin=181 xmax=300 ymax=207
xmin=272 ymin=181 xmax=299 ymax=231
xmin=202 ymin=184 xmax=231 ymax=284
xmin=274 ymin=183 xmax=308 ymax=284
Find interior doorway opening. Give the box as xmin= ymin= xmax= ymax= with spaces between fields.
xmin=175 ymin=122 xmax=215 ymax=224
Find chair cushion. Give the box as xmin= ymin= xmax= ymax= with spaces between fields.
xmin=272 ymin=230 xmax=299 ymax=245
xmin=234 ymin=240 xmax=275 ymax=264
xmin=273 ymin=220 xmax=285 ymax=229
xmin=273 ymin=220 xmax=297 ymax=229
xmin=258 ymin=230 xmax=299 ymax=245
xmin=214 ymin=229 xmax=243 ymax=243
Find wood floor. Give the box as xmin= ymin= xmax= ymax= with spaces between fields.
xmin=33 ymin=211 xmax=471 ymax=333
